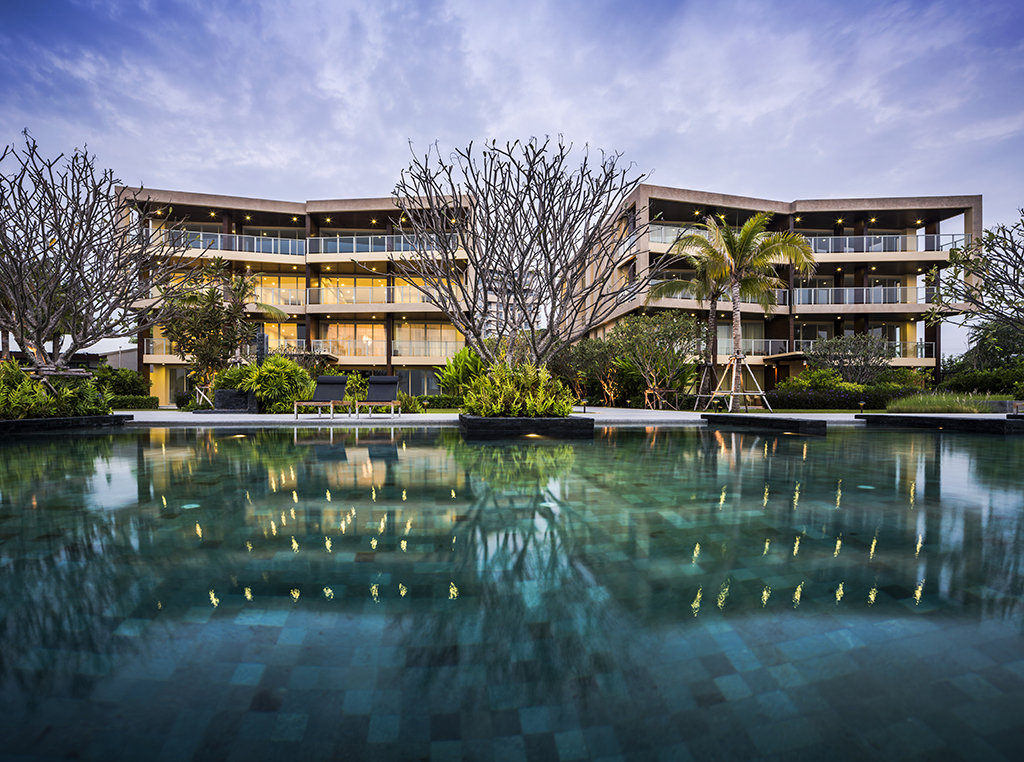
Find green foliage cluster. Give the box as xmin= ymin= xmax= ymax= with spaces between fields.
xmin=449 ymin=442 xmax=576 ymax=489
xmin=886 ymin=393 xmax=985 ymax=413
xmin=0 ymin=360 xmax=111 ymax=419
xmin=434 ymin=347 xmax=486 ymax=395
xmin=213 ymin=356 xmax=315 ymax=414
xmin=768 ymin=365 xmax=919 ymax=409
xmin=398 ymin=390 xmax=425 ymax=413
xmin=420 ymin=394 xmax=464 ymax=409
xmin=462 ymin=363 xmax=576 ymax=417
xmin=343 ymin=372 xmax=368 ymax=402
xmin=92 ymin=364 xmax=151 ymax=396
xmin=109 ymin=395 xmax=159 ymax=410
xmin=937 ymin=363 xmax=1024 ymax=395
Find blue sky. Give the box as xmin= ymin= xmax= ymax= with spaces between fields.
xmin=2 ymin=0 xmax=1023 ymax=352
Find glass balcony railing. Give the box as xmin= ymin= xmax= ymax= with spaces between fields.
xmin=144 ymin=338 xmax=179 ymax=355
xmin=308 ymin=234 xmax=456 ymax=255
xmin=792 ymin=286 xmax=934 ymax=306
xmin=306 ymin=285 xmax=439 ymax=306
xmin=147 ymin=229 xmax=305 ymax=256
xmin=649 ymin=225 xmax=970 ymax=254
xmin=254 ymin=288 xmax=305 ymax=306
xmin=310 ymin=339 xmax=387 ymax=357
xmin=651 ymin=282 xmax=789 ymax=307
xmin=794 ymin=340 xmax=935 ymax=358
xmin=392 ymin=340 xmax=464 ymax=357
xmin=717 ymin=339 xmax=790 ymax=356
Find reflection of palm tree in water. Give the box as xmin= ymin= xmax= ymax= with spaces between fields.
xmin=395 ymin=443 xmax=642 ymax=706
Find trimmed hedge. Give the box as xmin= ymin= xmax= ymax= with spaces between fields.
xmin=420 ymin=394 xmax=464 ymax=409
xmin=765 ymin=385 xmax=917 ymax=410
xmin=938 ymin=366 xmax=1024 ymax=395
xmin=110 ymin=395 xmax=160 ymax=410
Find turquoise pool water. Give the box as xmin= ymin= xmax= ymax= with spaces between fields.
xmin=1 ymin=425 xmax=1023 ymax=761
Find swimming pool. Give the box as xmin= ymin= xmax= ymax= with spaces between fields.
xmin=1 ymin=426 xmax=1022 ymax=760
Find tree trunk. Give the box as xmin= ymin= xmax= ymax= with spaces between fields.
xmin=700 ymin=298 xmax=719 ymax=398
xmin=731 ymin=277 xmax=743 ymax=398
xmin=1 ymin=330 xmax=8 ymax=360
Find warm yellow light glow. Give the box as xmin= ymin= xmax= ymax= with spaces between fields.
xmin=836 ymin=218 xmax=843 ymax=224
xmin=292 ymin=216 xmax=298 ymax=222
xmin=210 ymin=211 xmax=216 ymax=217
xmin=916 ymin=219 xmax=922 ymax=225
xmin=870 ymin=217 xmax=876 ymax=223
xmin=246 ymin=215 xmax=251 ymax=220
xmin=370 ymin=218 xmax=377 ymax=224
xmin=325 ymin=217 xmax=331 ymax=223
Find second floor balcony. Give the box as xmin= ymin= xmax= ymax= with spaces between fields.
xmin=794 ymin=339 xmax=935 ymax=358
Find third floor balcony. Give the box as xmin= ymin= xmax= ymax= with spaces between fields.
xmin=649 ymin=224 xmax=969 ymax=254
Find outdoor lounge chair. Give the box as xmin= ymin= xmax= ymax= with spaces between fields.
xmin=294 ymin=375 xmax=352 ymax=419
xmin=355 ymin=376 xmax=402 ymax=419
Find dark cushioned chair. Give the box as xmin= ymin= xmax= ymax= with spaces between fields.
xmin=294 ymin=375 xmax=351 ymax=419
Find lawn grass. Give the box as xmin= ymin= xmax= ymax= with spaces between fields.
xmin=886 ymin=393 xmax=983 ymax=413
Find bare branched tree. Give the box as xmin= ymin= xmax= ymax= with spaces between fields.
xmin=391 ymin=137 xmax=669 ymax=366
xmin=927 ymin=210 xmax=1024 ymax=336
xmin=0 ymin=132 xmax=204 ymax=372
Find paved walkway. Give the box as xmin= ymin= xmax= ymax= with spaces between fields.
xmin=122 ymin=407 xmax=875 ymax=428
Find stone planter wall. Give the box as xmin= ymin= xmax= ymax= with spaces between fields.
xmin=459 ymin=414 xmax=594 ymax=440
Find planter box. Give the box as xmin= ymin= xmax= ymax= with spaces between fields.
xmin=459 ymin=414 xmax=594 ymax=440
xmin=212 ymin=389 xmax=259 ymax=413
xmin=0 ymin=414 xmax=133 ymax=436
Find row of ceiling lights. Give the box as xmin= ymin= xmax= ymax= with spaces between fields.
xmin=691 ymin=209 xmax=925 ymax=226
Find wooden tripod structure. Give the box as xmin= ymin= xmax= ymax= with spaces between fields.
xmin=708 ymin=354 xmax=773 ymax=412
xmin=692 ymin=362 xmax=719 ymax=411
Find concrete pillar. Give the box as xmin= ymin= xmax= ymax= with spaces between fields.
xmin=385 ymin=314 xmax=394 ymax=375
xmin=305 ymin=263 xmax=313 ymax=351
xmin=138 ymin=329 xmax=149 ymax=390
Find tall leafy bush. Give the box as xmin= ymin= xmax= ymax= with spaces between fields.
xmin=462 ymin=363 xmax=576 ymax=417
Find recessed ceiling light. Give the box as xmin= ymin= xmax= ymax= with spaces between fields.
xmin=326 ymin=217 xmax=331 ymax=223
xmin=292 ymin=216 xmax=298 ymax=222
xmin=245 ymin=215 xmax=251 ymax=221
xmin=210 ymin=211 xmax=216 ymax=217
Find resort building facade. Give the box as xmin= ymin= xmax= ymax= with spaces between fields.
xmin=131 ymin=186 xmax=981 ymax=406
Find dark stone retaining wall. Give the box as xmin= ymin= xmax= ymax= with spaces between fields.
xmin=0 ymin=414 xmax=134 ymax=435
xmin=856 ymin=414 xmax=1024 ymax=435
xmin=459 ymin=414 xmax=594 ymax=440
xmin=701 ymin=414 xmax=826 ymax=436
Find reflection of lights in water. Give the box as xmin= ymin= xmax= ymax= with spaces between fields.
xmin=324 ymin=587 xmax=334 ymax=600
xmin=717 ymin=580 xmax=730 ymax=610
xmin=691 ymin=588 xmax=702 ymax=616
xmin=195 ymin=523 xmax=202 ymax=539
xmin=792 ymin=482 xmax=801 ymax=509
xmin=915 ymin=535 xmax=923 ymax=557
xmin=719 ymin=486 xmax=727 ymax=508
xmin=402 ymin=490 xmax=407 ymax=501
xmin=370 ymin=538 xmax=378 ymax=549
xmin=692 ymin=543 xmax=700 ymax=564
xmin=399 ymin=584 xmax=408 ymax=597
xmin=720 ymin=542 xmax=727 ymax=556
xmin=326 ymin=490 xmax=331 ymax=501
xmin=161 ymin=495 xmax=167 ymax=507
xmin=270 ymin=475 xmax=276 ymax=492
xmin=400 ymin=540 xmax=407 ymax=552
xmin=763 ymin=539 xmax=770 ymax=555
xmin=793 ymin=582 xmax=804 ymax=607
xmin=402 ymin=441 xmax=406 ymax=451
xmin=292 ymin=491 xmax=298 ymax=504
xmin=290 ymin=466 xmax=295 ymax=481
xmin=451 ymin=489 xmax=456 ymax=499
xmin=449 ymin=582 xmax=459 ymax=599
xmin=379 ymin=517 xmax=386 ymax=534
xmin=209 ymin=590 xmax=219 ymax=608
xmin=793 ymin=536 xmax=801 ymax=556
xmin=325 ymin=537 xmax=332 ymax=552
xmin=290 ymin=508 xmax=296 ymax=520
xmin=271 ymin=521 xmax=277 ymax=536
xmin=910 ymin=481 xmax=916 ymax=509
xmin=372 ymin=486 xmax=376 ymax=502
xmin=281 ymin=512 xmax=286 ymax=527
xmin=291 ymin=536 xmax=299 ymax=553
xmin=404 ymin=519 xmax=412 ymax=535
xmin=762 ymin=586 xmax=771 ymax=607
xmin=835 ymin=582 xmax=844 ymax=604
xmin=836 ymin=479 xmax=842 ymax=508
xmin=246 ymin=491 xmax=252 ymax=504
xmin=868 ymin=586 xmax=877 ymax=605
xmin=870 ymin=535 xmax=877 ymax=560
xmin=290 ymin=589 xmax=300 ymax=602
xmin=834 ymin=535 xmax=842 ymax=557
xmin=914 ymin=579 xmax=925 ymax=605
xmin=370 ymin=584 xmax=379 ymax=602
xmin=340 ymin=522 xmax=345 ymax=534
xmin=246 ymin=541 xmax=252 ymax=552
xmin=245 ymin=588 xmax=253 ymax=601
xmin=157 ymin=601 xmax=162 ymax=609
xmin=802 ymin=442 xmax=807 ymax=461
xmin=764 ymin=442 xmax=768 ymax=457
xmin=763 ymin=483 xmax=769 ymax=508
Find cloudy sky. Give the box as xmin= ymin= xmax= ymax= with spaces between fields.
xmin=2 ymin=0 xmax=1023 ymax=352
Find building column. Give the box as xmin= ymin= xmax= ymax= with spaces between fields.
xmin=385 ymin=314 xmax=394 ymax=376
xmin=305 ymin=263 xmax=313 ymax=351
xmin=925 ymin=268 xmax=941 ymax=382
xmin=138 ymin=328 xmax=149 ymax=390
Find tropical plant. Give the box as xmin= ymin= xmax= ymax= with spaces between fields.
xmin=670 ymin=213 xmax=815 ymax=400
xmin=157 ymin=257 xmax=287 ymax=388
xmin=462 ymin=362 xmax=576 ymax=417
xmin=397 ymin=389 xmax=425 ymax=413
xmin=607 ymin=312 xmax=702 ymax=407
xmin=92 ymin=364 xmax=150 ymax=396
xmin=212 ymin=355 xmax=314 ymax=414
xmin=804 ymin=334 xmax=898 ymax=385
xmin=886 ymin=393 xmax=983 ymax=413
xmin=0 ymin=359 xmax=111 ymax=419
xmin=434 ymin=347 xmax=485 ymax=395
xmin=549 ymin=338 xmax=620 ymax=405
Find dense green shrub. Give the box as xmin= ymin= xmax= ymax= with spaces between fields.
xmin=398 ymin=390 xmax=425 ymax=413
xmin=938 ymin=364 xmax=1024 ymax=395
xmin=174 ymin=391 xmax=192 ymax=409
xmin=93 ymin=364 xmax=151 ymax=396
xmin=344 ymin=372 xmax=368 ymax=403
xmin=765 ymin=385 xmax=916 ymax=410
xmin=213 ymin=356 xmax=315 ymax=414
xmin=462 ymin=362 xmax=576 ymax=417
xmin=110 ymin=395 xmax=160 ymax=410
xmin=419 ymin=394 xmax=463 ymax=409
xmin=0 ymin=360 xmax=111 ymax=419
xmin=778 ymin=368 xmax=844 ymax=391
xmin=434 ymin=348 xmax=485 ymax=395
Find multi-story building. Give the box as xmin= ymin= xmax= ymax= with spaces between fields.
xmin=131 ymin=186 xmax=980 ymax=406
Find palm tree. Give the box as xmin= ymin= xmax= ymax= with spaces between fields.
xmin=660 ymin=213 xmax=815 ymax=402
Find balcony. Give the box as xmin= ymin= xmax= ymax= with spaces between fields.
xmin=310 ymin=339 xmax=387 ymax=357
xmin=147 ymin=229 xmax=305 ymax=256
xmin=144 ymin=338 xmax=179 ymax=355
xmin=306 ymin=285 xmax=438 ymax=306
xmin=792 ymin=286 xmax=934 ymax=306
xmin=308 ymin=234 xmax=456 ymax=254
xmin=652 ymin=282 xmax=789 ymax=307
xmin=255 ymin=288 xmax=305 ymax=307
xmin=717 ymin=339 xmax=790 ymax=356
xmin=794 ymin=340 xmax=935 ymax=358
